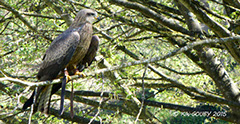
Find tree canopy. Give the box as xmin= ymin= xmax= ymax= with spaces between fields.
xmin=0 ymin=0 xmax=240 ymax=123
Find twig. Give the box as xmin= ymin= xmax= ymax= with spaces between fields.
xmin=132 ymin=83 xmax=176 ymax=88
xmin=123 ymin=77 xmax=164 ymax=81
xmin=0 ymin=21 xmax=11 ymax=35
xmin=88 ymin=72 xmax=104 ymax=124
xmin=29 ymin=87 xmax=37 ymax=124
xmin=0 ymin=48 xmax=18 ymax=58
xmin=135 ymin=64 xmax=148 ymax=123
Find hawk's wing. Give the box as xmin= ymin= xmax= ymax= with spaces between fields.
xmin=78 ymin=35 xmax=99 ymax=71
xmin=37 ymin=29 xmax=81 ymax=81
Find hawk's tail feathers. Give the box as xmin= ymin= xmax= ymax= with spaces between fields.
xmin=22 ymin=85 xmax=53 ymax=114
xmin=36 ymin=85 xmax=53 ymax=114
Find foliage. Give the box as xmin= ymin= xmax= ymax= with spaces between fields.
xmin=0 ymin=0 xmax=240 ymax=123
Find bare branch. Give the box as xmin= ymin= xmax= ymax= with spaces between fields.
xmin=109 ymin=0 xmax=190 ymax=35
xmin=74 ymin=90 xmax=122 ymax=98
xmin=21 ymin=12 xmax=62 ymax=20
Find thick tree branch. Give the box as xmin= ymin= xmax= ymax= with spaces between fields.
xmin=179 ymin=0 xmax=240 ymax=63
xmin=109 ymin=0 xmax=191 ymax=35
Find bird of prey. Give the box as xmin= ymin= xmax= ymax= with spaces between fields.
xmin=22 ymin=9 xmax=99 ymax=114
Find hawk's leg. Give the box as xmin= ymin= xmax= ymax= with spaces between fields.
xmin=74 ymin=65 xmax=86 ymax=77
xmin=64 ymin=68 xmax=72 ymax=82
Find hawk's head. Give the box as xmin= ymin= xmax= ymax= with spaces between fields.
xmin=73 ymin=9 xmax=98 ymax=25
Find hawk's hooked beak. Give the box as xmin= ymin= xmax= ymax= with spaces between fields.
xmin=94 ymin=16 xmax=100 ymax=21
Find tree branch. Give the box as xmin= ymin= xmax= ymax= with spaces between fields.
xmin=109 ymin=0 xmax=190 ymax=35
xmin=179 ymin=0 xmax=240 ymax=63
xmin=21 ymin=12 xmax=62 ymax=20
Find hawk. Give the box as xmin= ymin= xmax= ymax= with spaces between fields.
xmin=23 ymin=9 xmax=99 ymax=114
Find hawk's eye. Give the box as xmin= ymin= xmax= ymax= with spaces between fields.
xmin=87 ymin=13 xmax=95 ymax=16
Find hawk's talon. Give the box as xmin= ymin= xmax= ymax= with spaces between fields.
xmin=75 ymin=71 xmax=86 ymax=78
xmin=66 ymin=75 xmax=72 ymax=82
